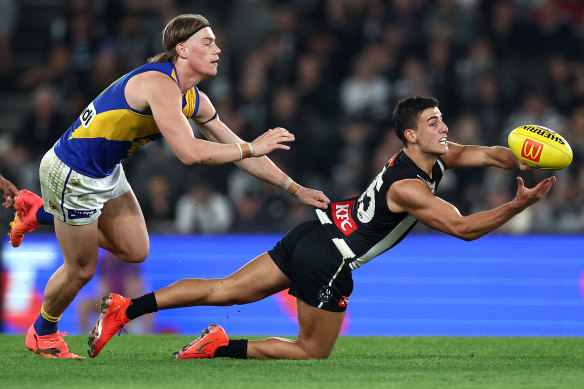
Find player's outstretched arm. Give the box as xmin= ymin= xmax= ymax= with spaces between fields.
xmin=441 ymin=142 xmax=530 ymax=171
xmin=388 ymin=176 xmax=555 ymax=241
xmin=193 ymin=92 xmax=330 ymax=209
xmin=136 ymin=72 xmax=292 ymax=165
xmin=0 ymin=175 xmax=18 ymax=208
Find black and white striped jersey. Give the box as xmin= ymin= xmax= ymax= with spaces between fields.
xmin=316 ymin=149 xmax=445 ymax=270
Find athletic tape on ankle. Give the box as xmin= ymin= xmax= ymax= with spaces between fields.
xmin=40 ymin=305 xmax=62 ymax=323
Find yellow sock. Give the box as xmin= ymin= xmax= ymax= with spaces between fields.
xmin=40 ymin=304 xmax=61 ymax=323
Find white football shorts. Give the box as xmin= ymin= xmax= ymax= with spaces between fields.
xmin=39 ymin=148 xmax=131 ymax=226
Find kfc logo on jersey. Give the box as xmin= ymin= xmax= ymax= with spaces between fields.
xmin=338 ymin=296 xmax=350 ymax=307
xmin=332 ymin=200 xmax=357 ymax=236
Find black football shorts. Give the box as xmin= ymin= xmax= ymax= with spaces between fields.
xmin=268 ymin=220 xmax=353 ymax=312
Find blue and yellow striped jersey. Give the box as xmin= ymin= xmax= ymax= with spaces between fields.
xmin=54 ymin=61 xmax=201 ymax=178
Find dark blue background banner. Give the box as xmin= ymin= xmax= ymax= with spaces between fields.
xmin=2 ymin=234 xmax=583 ymax=336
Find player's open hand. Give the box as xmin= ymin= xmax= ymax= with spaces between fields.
xmin=0 ymin=178 xmax=19 ymax=208
xmin=515 ymin=176 xmax=556 ymax=208
xmin=295 ymin=187 xmax=330 ymax=209
xmin=250 ymin=127 xmax=295 ymax=157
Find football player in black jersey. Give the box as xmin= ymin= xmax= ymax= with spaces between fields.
xmin=89 ymin=96 xmax=556 ymax=360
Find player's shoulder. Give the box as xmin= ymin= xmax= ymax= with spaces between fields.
xmin=391 ymin=177 xmax=431 ymax=197
xmin=382 ymin=150 xmax=417 ymax=177
xmin=127 ymin=62 xmax=179 ymax=87
xmin=387 ymin=176 xmax=432 ymax=212
xmin=134 ymin=61 xmax=175 ymax=75
xmin=382 ymin=151 xmax=443 ymax=188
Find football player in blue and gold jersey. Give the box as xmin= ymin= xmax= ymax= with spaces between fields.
xmin=19 ymin=14 xmax=330 ymax=359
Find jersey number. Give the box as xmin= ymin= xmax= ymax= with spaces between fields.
xmin=356 ymin=171 xmax=384 ymax=223
xmin=80 ymin=102 xmax=96 ymax=128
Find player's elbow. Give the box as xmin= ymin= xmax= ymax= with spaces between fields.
xmin=457 ymin=233 xmax=477 ymax=242
xmin=449 ymin=224 xmax=480 ymax=242
xmin=175 ymin=150 xmax=206 ymax=165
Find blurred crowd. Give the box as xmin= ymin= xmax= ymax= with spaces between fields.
xmin=1 ymin=0 xmax=584 ymax=234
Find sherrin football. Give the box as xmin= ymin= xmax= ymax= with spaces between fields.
xmin=508 ymin=125 xmax=573 ymax=170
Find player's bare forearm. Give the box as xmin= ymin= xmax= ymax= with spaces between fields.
xmin=443 ymin=143 xmax=520 ymax=170
xmin=450 ymin=201 xmax=524 ymax=241
xmin=197 ymin=119 xmax=289 ymax=187
xmin=408 ymin=194 xmax=523 ymax=242
xmin=235 ymin=157 xmax=330 ymax=209
xmin=235 ymin=155 xmax=290 ymax=188
xmin=442 ymin=176 xmax=555 ymax=241
xmin=483 ymin=145 xmax=521 ymax=169
xmin=396 ymin=176 xmax=554 ymax=241
xmin=196 ymin=113 xmax=329 ymax=208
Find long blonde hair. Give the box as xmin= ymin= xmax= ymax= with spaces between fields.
xmin=148 ymin=14 xmax=210 ymax=64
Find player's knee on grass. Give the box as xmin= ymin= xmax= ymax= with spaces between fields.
xmin=297 ymin=339 xmax=333 ymax=360
xmin=302 ymin=350 xmax=332 ymax=360
xmin=307 ymin=348 xmax=332 ymax=360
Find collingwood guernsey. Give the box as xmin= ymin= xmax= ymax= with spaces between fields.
xmin=316 ymin=149 xmax=445 ymax=270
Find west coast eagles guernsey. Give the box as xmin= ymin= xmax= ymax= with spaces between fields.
xmin=54 ymin=61 xmax=201 ymax=178
xmin=316 ymin=149 xmax=445 ymax=270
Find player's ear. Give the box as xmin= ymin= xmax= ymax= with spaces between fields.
xmin=404 ymin=129 xmax=417 ymax=143
xmin=176 ymin=43 xmax=188 ymax=59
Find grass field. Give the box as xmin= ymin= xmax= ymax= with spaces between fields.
xmin=2 ymin=334 xmax=584 ymax=389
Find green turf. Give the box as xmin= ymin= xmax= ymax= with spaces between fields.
xmin=2 ymin=334 xmax=584 ymax=389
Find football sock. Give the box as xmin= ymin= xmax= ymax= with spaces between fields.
xmin=33 ymin=305 xmax=60 ymax=335
xmin=36 ymin=207 xmax=54 ymax=225
xmin=215 ymin=339 xmax=248 ymax=359
xmin=126 ymin=292 xmax=158 ymax=320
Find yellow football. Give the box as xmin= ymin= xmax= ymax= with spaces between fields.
xmin=507 ymin=125 xmax=573 ymax=170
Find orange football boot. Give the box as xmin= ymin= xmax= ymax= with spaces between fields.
xmin=88 ymin=293 xmax=131 ymax=358
xmin=171 ymin=324 xmax=229 ymax=359
xmin=9 ymin=189 xmax=42 ymax=247
xmin=25 ymin=325 xmax=84 ymax=359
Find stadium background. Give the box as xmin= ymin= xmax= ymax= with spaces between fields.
xmin=1 ymin=0 xmax=583 ymax=335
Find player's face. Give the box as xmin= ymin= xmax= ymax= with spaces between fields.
xmin=414 ymin=107 xmax=449 ymax=155
xmin=183 ymin=27 xmax=221 ymax=77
